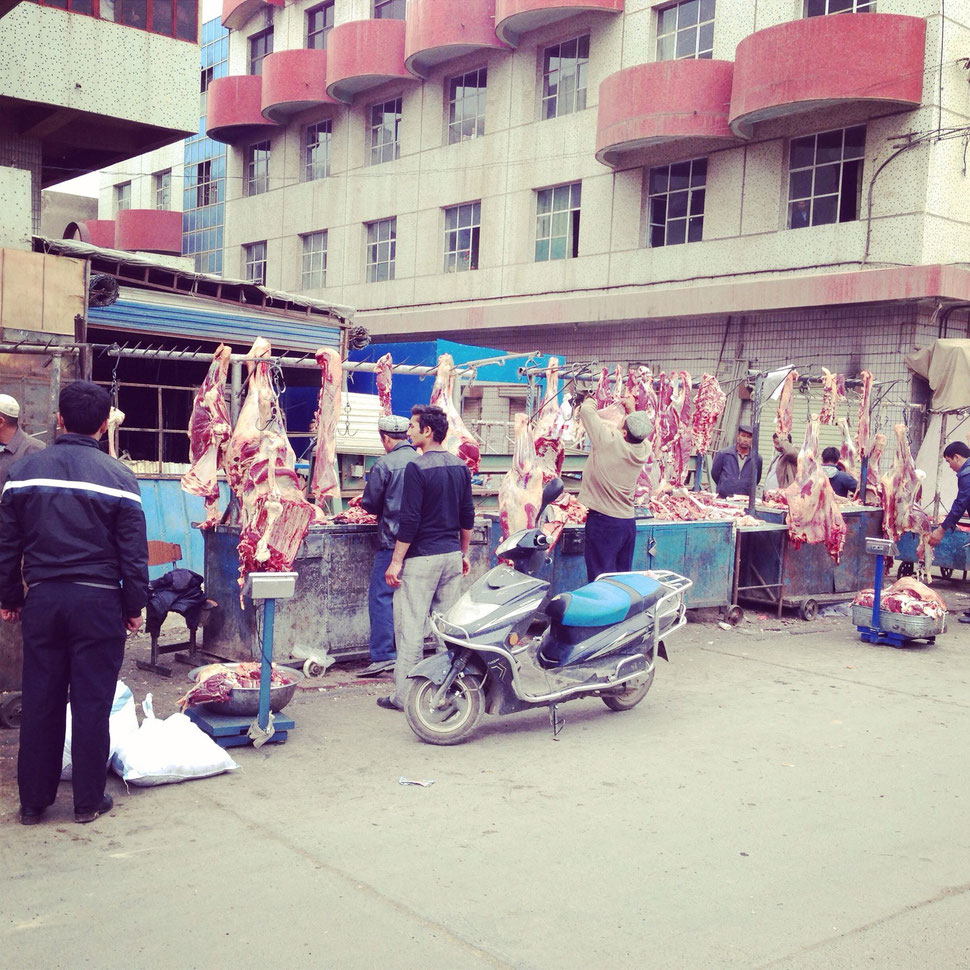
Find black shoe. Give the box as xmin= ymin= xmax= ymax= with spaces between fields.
xmin=376 ymin=696 xmax=402 ymax=711
xmin=360 ymin=660 xmax=396 ymax=678
xmin=20 ymin=806 xmax=46 ymax=826
xmin=75 ymin=793 xmax=113 ymax=824
xmin=958 ymin=615 xmax=970 ymax=624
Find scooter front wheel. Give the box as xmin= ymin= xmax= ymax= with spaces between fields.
xmin=601 ymin=667 xmax=655 ymax=712
xmin=405 ymin=674 xmax=485 ymax=745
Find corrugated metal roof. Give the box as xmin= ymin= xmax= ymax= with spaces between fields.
xmin=88 ymin=292 xmax=342 ymax=354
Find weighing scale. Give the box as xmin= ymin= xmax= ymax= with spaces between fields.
xmin=856 ymin=538 xmax=904 ymax=645
xmin=187 ymin=571 xmax=299 ymax=748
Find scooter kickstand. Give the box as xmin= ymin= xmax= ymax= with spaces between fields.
xmin=549 ymin=703 xmax=565 ymax=738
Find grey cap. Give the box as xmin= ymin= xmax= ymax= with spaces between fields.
xmin=378 ymin=414 xmax=410 ymax=433
xmin=738 ymin=423 xmax=753 ymax=435
xmin=0 ymin=394 xmax=20 ymax=418
xmin=624 ymin=411 xmax=652 ymax=443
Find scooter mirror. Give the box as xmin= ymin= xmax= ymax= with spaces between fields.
xmin=538 ymin=477 xmax=564 ymax=517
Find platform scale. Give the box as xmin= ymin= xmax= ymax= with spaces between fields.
xmin=186 ymin=572 xmax=298 ymax=748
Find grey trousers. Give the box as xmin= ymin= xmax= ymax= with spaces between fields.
xmin=391 ymin=551 xmax=464 ymax=707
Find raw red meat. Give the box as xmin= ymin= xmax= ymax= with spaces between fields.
xmin=376 ymin=353 xmax=392 ymax=416
xmin=862 ymin=432 xmax=886 ymax=504
xmin=819 ymin=368 xmax=843 ymax=424
xmin=498 ymin=413 xmax=543 ymax=539
xmin=430 ymin=353 xmax=481 ymax=474
xmin=664 ymin=371 xmax=694 ymax=487
xmin=855 ymin=370 xmax=874 ymax=458
xmin=853 ymin=577 xmax=945 ymax=618
xmin=333 ymin=496 xmax=377 ymax=525
xmin=533 ymin=357 xmax=565 ymax=479
xmin=775 ymin=370 xmax=799 ymax=435
xmin=837 ymin=417 xmax=858 ymax=478
xmin=181 ymin=344 xmax=233 ymax=528
xmin=310 ymin=347 xmax=343 ymax=508
xmin=879 ymin=424 xmax=932 ymax=555
xmin=691 ymin=373 xmax=726 ymax=455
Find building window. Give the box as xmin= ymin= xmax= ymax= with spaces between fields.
xmin=366 ymin=218 xmax=396 ymax=282
xmin=306 ymin=0 xmax=334 ymax=48
xmin=657 ymin=0 xmax=715 ymax=60
xmin=153 ymin=169 xmax=172 ymax=210
xmin=249 ymin=28 xmax=273 ymax=75
xmin=246 ymin=141 xmax=271 ymax=196
xmin=373 ymin=0 xmax=405 ymax=18
xmin=448 ymin=68 xmax=486 ymax=145
xmin=787 ymin=125 xmax=866 ymax=229
xmin=244 ymin=241 xmax=267 ymax=285
xmin=301 ymin=230 xmax=328 ymax=288
xmin=804 ymin=0 xmax=874 ymax=14
xmin=115 ymin=181 xmax=131 ymax=212
xmin=369 ymin=97 xmax=402 ymax=166
xmin=444 ymin=202 xmax=481 ymax=273
xmin=192 ymin=160 xmax=218 ymax=207
xmin=32 ymin=0 xmax=198 ymax=41
xmin=535 ymin=182 xmax=581 ymax=261
xmin=541 ymin=35 xmax=589 ymax=120
xmin=304 ymin=121 xmax=331 ymax=181
xmin=648 ymin=158 xmax=706 ymax=247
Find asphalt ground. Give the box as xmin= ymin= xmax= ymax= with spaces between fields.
xmin=2 ymin=590 xmax=970 ymax=969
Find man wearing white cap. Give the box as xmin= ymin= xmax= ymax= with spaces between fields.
xmin=0 ymin=394 xmax=45 ymax=489
xmin=357 ymin=414 xmax=417 ymax=677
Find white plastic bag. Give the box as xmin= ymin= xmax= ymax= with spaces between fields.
xmin=61 ymin=680 xmax=138 ymax=781
xmin=110 ymin=693 xmax=239 ymax=787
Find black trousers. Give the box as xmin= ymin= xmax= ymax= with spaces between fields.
xmin=584 ymin=510 xmax=637 ymax=584
xmin=18 ymin=582 xmax=125 ymax=813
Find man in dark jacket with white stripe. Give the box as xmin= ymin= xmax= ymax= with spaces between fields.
xmin=0 ymin=381 xmax=149 ymax=825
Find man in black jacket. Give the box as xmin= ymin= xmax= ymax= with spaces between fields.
xmin=0 ymin=381 xmax=149 ymax=825
xmin=711 ymin=424 xmax=763 ymax=498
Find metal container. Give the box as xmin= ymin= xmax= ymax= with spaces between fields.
xmin=188 ymin=663 xmax=305 ymax=715
xmin=896 ymin=529 xmax=969 ymax=578
xmin=851 ymin=605 xmax=946 ymax=639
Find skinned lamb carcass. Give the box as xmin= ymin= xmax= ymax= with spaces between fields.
xmin=430 ymin=353 xmax=481 ymax=474
xmin=107 ymin=407 xmax=125 ymax=459
xmin=181 ymin=344 xmax=232 ymax=528
xmin=533 ymin=357 xmax=565 ymax=479
xmin=879 ymin=424 xmax=933 ymax=577
xmin=310 ymin=347 xmax=343 ymax=510
xmin=223 ymin=338 xmax=318 ymax=592
xmin=663 ymin=371 xmax=694 ymax=487
xmin=778 ymin=417 xmax=847 ymax=563
xmin=592 ymin=366 xmax=627 ymax=427
xmin=819 ymin=368 xmax=844 ymax=425
xmin=862 ymin=432 xmax=886 ymax=505
xmin=855 ymin=370 xmax=874 ymax=458
xmin=691 ymin=374 xmax=727 ymax=455
xmin=376 ymin=353 xmax=393 ymax=416
xmin=775 ymin=370 xmax=799 ymax=436
xmin=837 ymin=417 xmax=858 ymax=479
xmin=498 ymin=413 xmax=544 ymax=539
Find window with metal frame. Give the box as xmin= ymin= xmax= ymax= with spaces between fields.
xmin=192 ymin=160 xmax=218 ymax=208
xmin=153 ymin=170 xmax=172 ymax=210
xmin=366 ymin=218 xmax=396 ymax=282
xmin=535 ymin=182 xmax=581 ymax=261
xmin=306 ymin=0 xmax=334 ymax=48
xmin=115 ymin=181 xmax=131 ymax=212
xmin=443 ymin=202 xmax=481 ymax=273
xmin=448 ymin=68 xmax=487 ymax=144
xmin=249 ymin=27 xmax=273 ymax=75
xmin=656 ymin=0 xmax=715 ymax=61
xmin=541 ymin=35 xmax=589 ymax=120
xmin=647 ymin=158 xmax=706 ymax=247
xmin=244 ymin=241 xmax=267 ymax=285
xmin=373 ymin=0 xmax=405 ymax=18
xmin=31 ymin=0 xmax=198 ymax=40
xmin=301 ymin=230 xmax=328 ymax=288
xmin=246 ymin=141 xmax=271 ymax=196
xmin=804 ymin=0 xmax=874 ymax=15
xmin=369 ymin=97 xmax=402 ymax=165
xmin=787 ymin=125 xmax=866 ymax=230
xmin=304 ymin=121 xmax=332 ymax=181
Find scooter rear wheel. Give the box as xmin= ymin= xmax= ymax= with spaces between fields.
xmin=601 ymin=668 xmax=655 ymax=712
xmin=405 ymin=674 xmax=485 ymax=745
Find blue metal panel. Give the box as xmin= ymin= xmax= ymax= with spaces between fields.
xmin=138 ymin=478 xmax=231 ymax=579
xmin=88 ymin=298 xmax=342 ymax=354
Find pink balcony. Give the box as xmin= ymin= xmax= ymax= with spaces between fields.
xmin=596 ymin=60 xmax=739 ymax=168
xmin=115 ymin=209 xmax=183 ymax=255
xmin=730 ymin=13 xmax=926 ymax=138
xmin=494 ymin=0 xmax=622 ymax=47
xmin=261 ymin=49 xmax=338 ymax=123
xmin=207 ymin=75 xmax=281 ymax=144
xmin=405 ymin=0 xmax=510 ymax=78
xmin=221 ymin=0 xmax=283 ymax=32
xmin=66 ymin=220 xmax=116 ymax=249
xmin=326 ymin=19 xmax=414 ymax=104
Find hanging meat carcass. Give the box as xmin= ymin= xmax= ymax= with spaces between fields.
xmin=376 ymin=352 xmax=393 ymax=416
xmin=107 ymin=407 xmax=125 ymax=460
xmin=310 ymin=347 xmax=343 ymax=509
xmin=862 ymin=432 xmax=887 ymax=504
xmin=663 ymin=371 xmax=694 ymax=487
xmin=879 ymin=426 xmax=933 ymax=576
xmin=855 ymin=370 xmax=874 ymax=458
xmin=777 ymin=417 xmax=847 ymax=563
xmin=430 ymin=353 xmax=481 ymax=474
xmin=533 ymin=357 xmax=565 ymax=479
xmin=691 ymin=373 xmax=727 ymax=455
xmin=837 ymin=417 xmax=858 ymax=479
xmin=775 ymin=370 xmax=799 ymax=436
xmin=498 ymin=413 xmax=544 ymax=539
xmin=223 ymin=338 xmax=318 ymax=591
xmin=181 ymin=344 xmax=232 ymax=529
xmin=819 ymin=368 xmax=843 ymax=425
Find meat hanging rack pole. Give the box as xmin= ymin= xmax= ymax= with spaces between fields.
xmin=747 ymin=371 xmax=765 ymax=515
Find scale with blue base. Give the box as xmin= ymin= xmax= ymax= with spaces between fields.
xmin=186 ymin=571 xmax=298 ymax=748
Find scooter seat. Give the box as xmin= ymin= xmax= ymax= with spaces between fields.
xmin=546 ymin=575 xmax=662 ymax=627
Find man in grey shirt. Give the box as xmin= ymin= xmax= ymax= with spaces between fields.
xmin=0 ymin=394 xmax=44 ymax=489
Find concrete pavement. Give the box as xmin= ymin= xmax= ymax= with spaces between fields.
xmin=2 ymin=612 xmax=970 ymax=969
